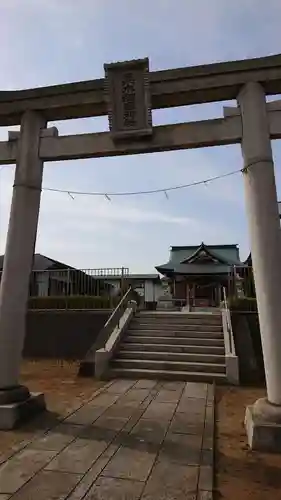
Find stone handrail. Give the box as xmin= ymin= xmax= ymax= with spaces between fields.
xmin=221 ymin=287 xmax=239 ymax=385
xmin=78 ymin=287 xmax=134 ymax=376
xmin=222 ymin=287 xmax=236 ymax=355
xmin=94 ymin=300 xmax=137 ymax=379
xmin=94 ymin=287 xmax=133 ymax=351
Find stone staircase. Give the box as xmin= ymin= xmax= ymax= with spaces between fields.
xmin=109 ymin=311 xmax=227 ymax=382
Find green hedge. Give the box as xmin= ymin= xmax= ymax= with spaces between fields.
xmin=228 ymin=296 xmax=257 ymax=312
xmin=28 ymin=295 xmax=119 ymax=310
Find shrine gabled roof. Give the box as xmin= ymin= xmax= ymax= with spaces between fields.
xmin=180 ymin=242 xmax=231 ymax=265
xmin=244 ymin=253 xmax=252 ymax=265
xmin=155 ymin=242 xmax=241 ymax=276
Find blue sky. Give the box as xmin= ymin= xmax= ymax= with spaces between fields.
xmin=0 ymin=0 xmax=281 ymax=272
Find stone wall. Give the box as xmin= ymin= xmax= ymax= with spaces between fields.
xmin=231 ymin=311 xmax=265 ymax=385
xmin=24 ymin=310 xmax=111 ymax=360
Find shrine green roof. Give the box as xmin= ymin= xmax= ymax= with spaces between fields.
xmin=155 ymin=243 xmax=241 ymax=276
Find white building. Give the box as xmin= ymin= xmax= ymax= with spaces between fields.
xmin=103 ymin=274 xmax=163 ymax=309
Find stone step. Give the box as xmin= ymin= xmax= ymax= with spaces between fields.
xmin=135 ymin=314 xmax=222 ymax=323
xmin=117 ymin=350 xmax=225 ymax=364
xmin=120 ymin=342 xmax=225 ymax=354
xmin=111 ymin=358 xmax=226 ymax=373
xmin=127 ymin=329 xmax=223 ymax=339
xmin=130 ymin=323 xmax=222 ymax=332
xmin=125 ymin=335 xmax=225 ymax=346
xmin=135 ymin=315 xmax=222 ymax=325
xmin=137 ymin=312 xmax=221 ymax=318
xmin=108 ymin=367 xmax=227 ymax=383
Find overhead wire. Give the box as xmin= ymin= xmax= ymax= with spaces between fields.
xmin=41 ymin=168 xmax=242 ymax=199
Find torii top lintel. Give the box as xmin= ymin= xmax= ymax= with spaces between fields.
xmin=1 ymin=53 xmax=281 ymax=126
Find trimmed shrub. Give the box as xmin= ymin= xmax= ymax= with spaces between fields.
xmin=228 ymin=296 xmax=257 ymax=312
xmin=28 ymin=295 xmax=119 ymax=310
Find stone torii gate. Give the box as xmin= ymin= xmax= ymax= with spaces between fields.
xmin=1 ymin=55 xmax=281 ymax=451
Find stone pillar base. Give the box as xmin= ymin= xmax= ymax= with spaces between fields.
xmin=245 ymin=398 xmax=281 ymax=452
xmin=0 ymin=391 xmax=46 ymax=430
xmin=0 ymin=384 xmax=30 ymax=404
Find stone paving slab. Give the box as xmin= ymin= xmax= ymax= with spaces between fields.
xmin=0 ymin=440 xmax=31 ymax=468
xmin=0 ymin=448 xmax=58 ymax=495
xmin=114 ymin=389 xmax=151 ymax=406
xmin=154 ymin=388 xmax=184 ymax=403
xmin=29 ymin=423 xmax=81 ymax=451
xmin=78 ymin=423 xmax=118 ymax=444
xmin=141 ymin=401 xmax=177 ymax=421
xmin=85 ymin=476 xmax=144 ymax=500
xmin=183 ymin=382 xmax=208 ymax=399
xmin=91 ymin=415 xmax=129 ymax=432
xmin=45 ymin=438 xmax=109 ymax=474
xmin=176 ymin=396 xmax=206 ymax=415
xmin=101 ymin=446 xmax=156 ymax=482
xmin=130 ymin=418 xmax=169 ymax=445
xmin=199 ymin=465 xmax=213 ymax=491
xmin=64 ymin=404 xmax=106 ymax=426
xmin=106 ymin=380 xmax=137 ymax=394
xmin=170 ymin=413 xmax=205 ymax=435
xmin=88 ymin=393 xmax=120 ymax=407
xmin=206 ymin=384 xmax=215 ymax=406
xmin=141 ymin=460 xmax=198 ymax=500
xmin=0 ymin=380 xmax=215 ymax=499
xmin=160 ymin=381 xmax=186 ymax=391
xmin=134 ymin=380 xmax=158 ymax=390
xmin=67 ymin=444 xmax=118 ymax=500
xmin=159 ymin=432 xmax=202 ymax=465
xmin=101 ymin=404 xmax=135 ymax=419
xmin=11 ymin=470 xmax=82 ymax=500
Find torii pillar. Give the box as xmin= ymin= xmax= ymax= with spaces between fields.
xmin=238 ymin=82 xmax=281 ymax=452
xmin=0 ymin=111 xmax=47 ymax=429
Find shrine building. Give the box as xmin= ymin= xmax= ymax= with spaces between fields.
xmin=155 ymin=242 xmax=242 ymax=309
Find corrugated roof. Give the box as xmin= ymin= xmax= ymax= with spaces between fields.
xmin=32 ymin=254 xmax=72 ymax=271
xmin=0 ymin=253 xmax=77 ymax=272
xmin=0 ymin=253 xmax=114 ymax=291
xmin=104 ymin=274 xmax=160 ymax=281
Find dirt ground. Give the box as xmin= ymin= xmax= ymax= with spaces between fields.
xmin=0 ymin=360 xmax=105 ymax=456
xmin=216 ymin=385 xmax=281 ymax=500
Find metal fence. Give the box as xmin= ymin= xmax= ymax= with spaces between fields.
xmin=0 ymin=267 xmax=130 ymax=299
xmin=228 ymin=265 xmax=255 ymax=299
xmin=29 ymin=267 xmax=129 ymax=298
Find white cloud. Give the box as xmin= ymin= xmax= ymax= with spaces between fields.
xmin=67 ymin=199 xmax=194 ymax=226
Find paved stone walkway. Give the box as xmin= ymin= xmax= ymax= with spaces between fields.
xmin=0 ymin=380 xmax=214 ymax=499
